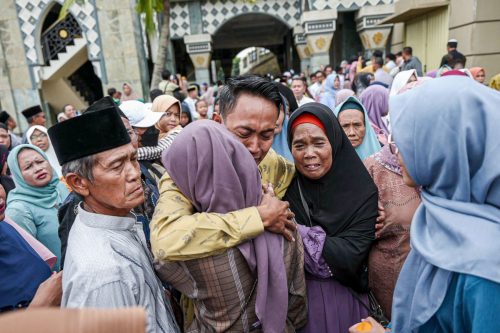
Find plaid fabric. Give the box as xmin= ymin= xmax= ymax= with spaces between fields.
xmin=155 ymin=222 xmax=307 ymax=333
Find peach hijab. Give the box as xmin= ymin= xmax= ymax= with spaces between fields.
xmin=151 ymin=95 xmax=182 ymax=139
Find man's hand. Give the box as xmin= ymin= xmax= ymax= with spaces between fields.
xmin=257 ymin=183 xmax=296 ymax=241
xmin=375 ymin=204 xmax=386 ymax=239
xmin=29 ymin=271 xmax=63 ymax=308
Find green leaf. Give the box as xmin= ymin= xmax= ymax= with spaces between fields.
xmin=58 ymin=0 xmax=78 ymax=20
xmin=135 ymin=0 xmax=164 ymax=35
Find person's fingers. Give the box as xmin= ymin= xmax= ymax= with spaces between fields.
xmin=378 ymin=205 xmax=385 ymax=211
xmin=282 ymin=228 xmax=294 ymax=242
xmin=286 ymin=211 xmax=295 ymax=220
xmin=375 ymin=223 xmax=383 ymax=230
xmin=284 ymin=217 xmax=297 ymax=231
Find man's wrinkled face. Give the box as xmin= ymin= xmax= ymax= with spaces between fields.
xmin=223 ymin=93 xmax=278 ymax=165
xmin=87 ymin=144 xmax=144 ymax=214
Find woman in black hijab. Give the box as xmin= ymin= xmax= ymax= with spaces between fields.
xmin=273 ymin=82 xmax=299 ymax=114
xmin=283 ymin=102 xmax=378 ymax=333
xmin=0 ymin=144 xmax=15 ymax=196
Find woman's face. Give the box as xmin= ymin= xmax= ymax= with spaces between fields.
xmin=291 ymin=123 xmax=332 ymax=180
xmin=158 ymin=104 xmax=180 ymax=132
xmin=334 ymin=77 xmax=340 ymax=90
xmin=30 ymin=129 xmax=50 ymax=152
xmin=180 ymin=112 xmax=190 ymax=127
xmin=0 ymin=128 xmax=10 ymax=149
xmin=408 ymin=74 xmax=417 ymax=83
xmin=338 ymin=109 xmax=366 ymax=148
xmin=397 ymin=151 xmax=419 ymax=187
xmin=475 ymin=70 xmax=486 ymax=84
xmin=0 ymin=184 xmax=5 ymax=221
xmin=18 ymin=149 xmax=53 ymax=187
xmin=214 ymin=100 xmax=220 ymax=113
xmin=123 ymin=84 xmax=131 ymax=95
xmin=274 ymin=107 xmax=286 ymax=136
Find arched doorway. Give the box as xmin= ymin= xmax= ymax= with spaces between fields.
xmin=211 ymin=13 xmax=299 ymax=80
xmin=38 ymin=3 xmax=103 ymax=121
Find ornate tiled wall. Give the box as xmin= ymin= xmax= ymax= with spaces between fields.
xmin=14 ymin=0 xmax=106 ymax=85
xmin=170 ymin=2 xmax=191 ymax=38
xmin=200 ymin=0 xmax=300 ymax=34
xmin=309 ymin=0 xmax=394 ymax=11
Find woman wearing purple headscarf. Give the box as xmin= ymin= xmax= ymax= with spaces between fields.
xmin=359 ymin=85 xmax=390 ymax=136
xmin=154 ymin=121 xmax=307 ymax=333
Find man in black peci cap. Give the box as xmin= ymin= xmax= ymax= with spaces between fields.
xmin=20 ymin=105 xmax=46 ymax=144
xmin=0 ymin=111 xmax=22 ymax=147
xmin=50 ymin=96 xmax=180 ymax=333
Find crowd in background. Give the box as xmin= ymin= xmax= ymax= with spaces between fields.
xmin=1 ymin=38 xmax=499 ymax=333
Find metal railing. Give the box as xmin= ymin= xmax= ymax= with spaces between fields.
xmin=41 ymin=15 xmax=82 ymax=65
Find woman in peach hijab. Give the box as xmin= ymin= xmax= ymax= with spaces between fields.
xmin=469 ymin=67 xmax=486 ymax=85
xmin=151 ymin=95 xmax=182 ymax=139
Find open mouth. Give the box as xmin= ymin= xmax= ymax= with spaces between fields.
xmin=305 ymin=164 xmax=321 ymax=171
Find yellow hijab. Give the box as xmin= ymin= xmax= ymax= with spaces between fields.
xmin=151 ymin=95 xmax=182 ymax=139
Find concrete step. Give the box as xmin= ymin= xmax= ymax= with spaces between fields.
xmin=41 ymin=37 xmax=87 ymax=81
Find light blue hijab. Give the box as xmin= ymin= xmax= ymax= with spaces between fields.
xmin=390 ymin=77 xmax=500 ymax=332
xmin=333 ymin=96 xmax=380 ymax=161
xmin=319 ymin=74 xmax=343 ymax=110
xmin=7 ymin=144 xmax=69 ymax=208
xmin=271 ymin=96 xmax=294 ymax=161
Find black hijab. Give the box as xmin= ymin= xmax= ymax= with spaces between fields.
xmin=283 ymin=102 xmax=378 ymax=293
xmin=272 ymin=82 xmax=299 ymax=113
xmin=0 ymin=144 xmax=15 ymax=196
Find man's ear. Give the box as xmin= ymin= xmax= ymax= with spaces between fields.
xmin=65 ymin=173 xmax=91 ymax=197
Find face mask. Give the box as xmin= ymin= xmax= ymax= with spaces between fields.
xmin=140 ymin=126 xmax=160 ymax=147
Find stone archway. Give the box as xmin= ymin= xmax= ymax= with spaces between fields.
xmin=14 ymin=0 xmax=106 ymax=87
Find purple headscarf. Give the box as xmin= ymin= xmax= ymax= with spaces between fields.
xmin=162 ymin=120 xmax=288 ymax=333
xmin=425 ymin=70 xmax=438 ymax=78
xmin=359 ymin=84 xmax=390 ymax=135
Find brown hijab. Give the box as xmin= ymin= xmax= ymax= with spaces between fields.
xmin=0 ymin=308 xmax=146 ymax=333
xmin=120 ymin=83 xmax=140 ymax=102
xmin=151 ymin=95 xmax=182 ymax=139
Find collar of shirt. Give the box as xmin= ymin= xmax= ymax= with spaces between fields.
xmin=77 ymin=202 xmax=136 ymax=230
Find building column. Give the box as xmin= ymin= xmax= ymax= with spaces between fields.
xmin=293 ymin=26 xmax=311 ymax=74
xmin=355 ymin=4 xmax=394 ymax=56
xmin=184 ymin=34 xmax=213 ymax=84
xmin=302 ymin=10 xmax=337 ymax=72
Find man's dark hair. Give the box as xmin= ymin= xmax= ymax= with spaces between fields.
xmin=219 ymin=74 xmax=281 ymax=121
xmin=107 ymin=88 xmax=117 ymax=96
xmin=396 ymin=51 xmax=403 ymax=57
xmin=402 ymin=47 xmax=413 ymax=55
xmin=335 ymin=66 xmax=342 ymax=73
xmin=374 ymin=57 xmax=384 ymax=68
xmin=27 ymin=116 xmax=34 ymax=124
xmin=325 ymin=64 xmax=333 ymax=71
xmin=447 ymin=41 xmax=458 ymax=48
xmin=291 ymin=77 xmax=305 ymax=86
xmin=310 ymin=73 xmax=316 ymax=79
xmin=386 ymin=53 xmax=396 ymax=61
xmin=174 ymin=90 xmax=185 ymax=103
xmin=315 ymin=71 xmax=326 ymax=78
xmin=161 ymin=69 xmax=171 ymax=80
xmin=150 ymin=89 xmax=163 ymax=102
xmin=373 ymin=50 xmax=383 ymax=58
xmin=62 ymin=104 xmax=71 ymax=113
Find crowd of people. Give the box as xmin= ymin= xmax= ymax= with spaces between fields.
xmin=1 ymin=37 xmax=500 ymax=333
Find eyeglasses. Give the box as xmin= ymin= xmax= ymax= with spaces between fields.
xmin=127 ymin=129 xmax=140 ymax=142
xmin=388 ymin=134 xmax=398 ymax=155
xmin=30 ymin=132 xmax=47 ymax=141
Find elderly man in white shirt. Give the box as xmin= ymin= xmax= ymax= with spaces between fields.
xmin=50 ymin=97 xmax=180 ymax=333
xmin=292 ymin=77 xmax=315 ymax=106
